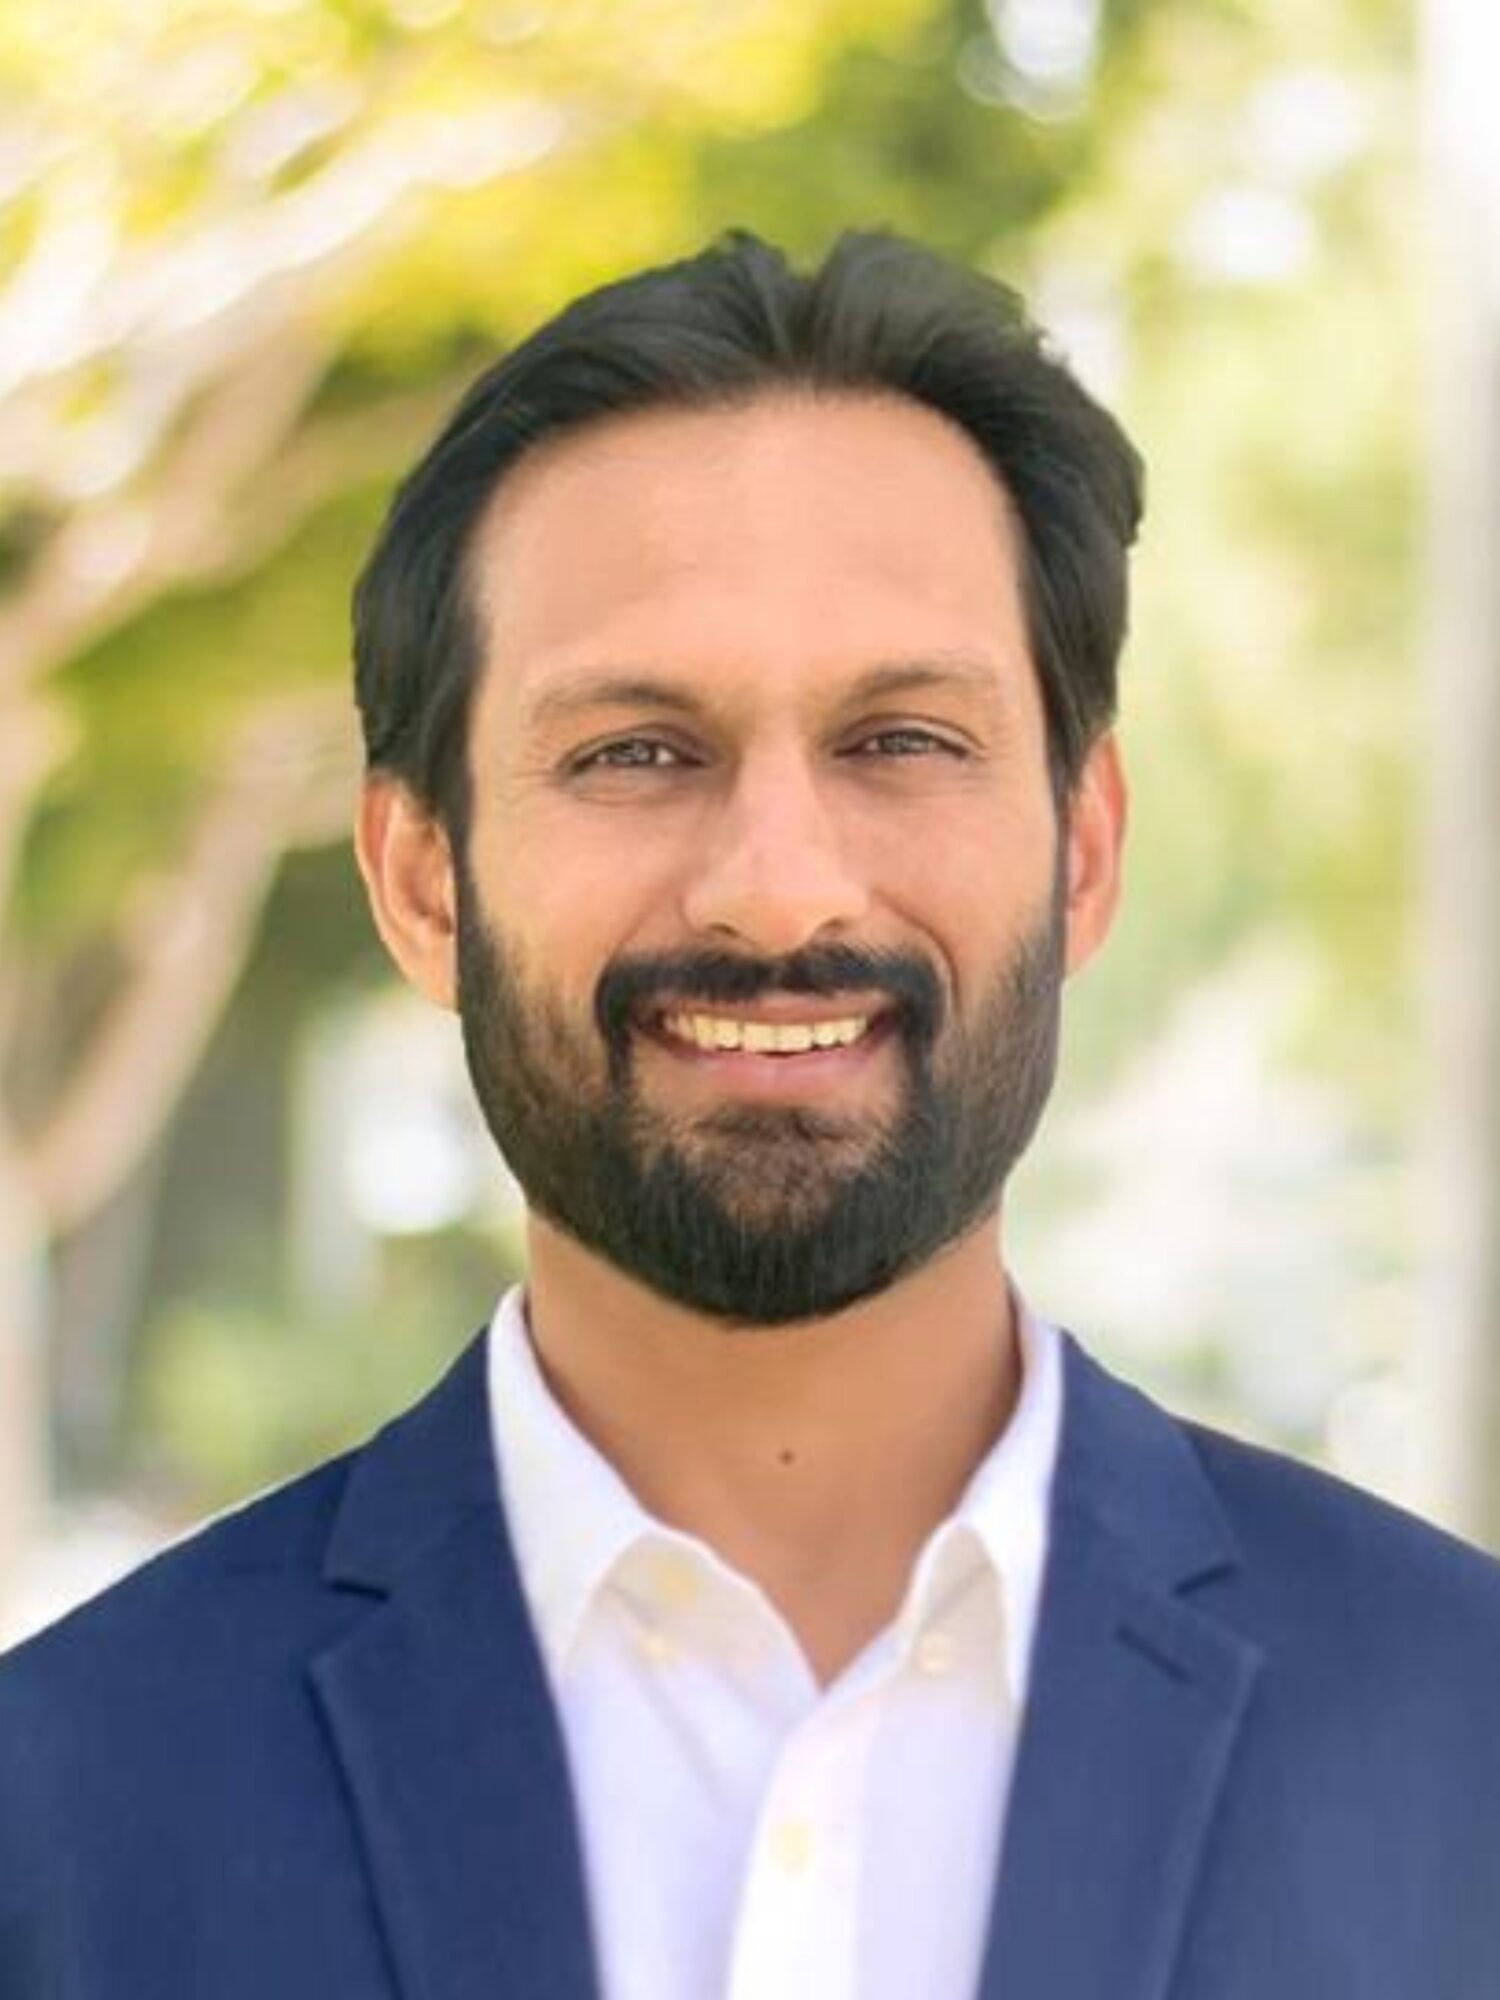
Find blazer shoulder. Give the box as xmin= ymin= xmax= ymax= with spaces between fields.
xmin=0 ymin=1445 xmax=358 ymax=1693
xmin=0 ymin=1445 xmax=371 ymax=1914
xmin=1182 ymin=1414 xmax=1500 ymax=1659
xmin=0 ymin=1324 xmax=492 ymax=1704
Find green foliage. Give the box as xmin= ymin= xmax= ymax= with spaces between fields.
xmin=133 ymin=1222 xmax=521 ymax=1514
xmin=8 ymin=0 xmax=950 ymax=942
xmin=685 ymin=3 xmax=1098 ymax=265
xmin=19 ymin=482 xmax=385 ymax=941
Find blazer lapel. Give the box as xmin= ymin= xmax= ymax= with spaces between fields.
xmin=978 ymin=1338 xmax=1264 ymax=2000
xmin=308 ymin=1334 xmax=600 ymax=2000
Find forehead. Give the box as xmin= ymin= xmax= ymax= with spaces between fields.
xmin=466 ymin=390 xmax=1033 ymax=724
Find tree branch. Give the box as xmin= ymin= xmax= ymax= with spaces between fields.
xmin=0 ymin=326 xmax=332 ymax=705
xmin=0 ymin=94 xmax=577 ymax=709
xmin=19 ymin=696 xmax=358 ymax=1238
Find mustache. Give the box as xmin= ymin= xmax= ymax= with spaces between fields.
xmin=595 ymin=944 xmax=944 ymax=1055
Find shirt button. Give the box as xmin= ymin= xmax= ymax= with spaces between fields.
xmin=770 ymin=1818 xmax=814 ymax=1875
xmin=636 ymin=1624 xmax=677 ymax=1667
xmin=649 ymin=1549 xmax=703 ymax=1611
xmin=914 ymin=1631 xmax=957 ymax=1677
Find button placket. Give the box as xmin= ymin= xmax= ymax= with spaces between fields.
xmin=725 ymin=1684 xmax=878 ymax=2000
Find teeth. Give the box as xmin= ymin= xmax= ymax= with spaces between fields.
xmin=662 ymin=1011 xmax=873 ymax=1054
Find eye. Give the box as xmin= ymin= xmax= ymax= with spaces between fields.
xmin=569 ymin=736 xmax=694 ymax=773
xmin=847 ymin=726 xmax=966 ymax=759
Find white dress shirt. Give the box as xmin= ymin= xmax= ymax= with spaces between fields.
xmin=485 ymin=1282 xmax=1063 ymax=2000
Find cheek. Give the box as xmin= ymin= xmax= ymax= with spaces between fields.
xmin=879 ymin=807 xmax=1060 ymax=1027
xmin=875 ymin=787 xmax=1057 ymax=918
xmin=487 ymin=816 xmax=675 ymax=1007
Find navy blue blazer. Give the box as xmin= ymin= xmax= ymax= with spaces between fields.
xmin=3 ymin=1327 xmax=1500 ymax=1999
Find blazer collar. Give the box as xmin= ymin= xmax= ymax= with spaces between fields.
xmin=975 ymin=1334 xmax=1264 ymax=2000
xmin=311 ymin=1329 xmax=602 ymax=2000
xmin=311 ymin=1323 xmax=1261 ymax=2000
xmin=1052 ymin=1330 xmax=1242 ymax=1591
xmin=320 ymin=1329 xmax=497 ymax=1594
xmin=316 ymin=1319 xmax=1240 ymax=1604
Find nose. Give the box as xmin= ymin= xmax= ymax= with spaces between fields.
xmin=679 ymin=746 xmax=872 ymax=955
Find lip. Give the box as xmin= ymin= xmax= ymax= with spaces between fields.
xmin=636 ymin=1008 xmax=901 ymax=1101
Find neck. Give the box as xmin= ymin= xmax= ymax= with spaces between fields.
xmin=519 ymin=1215 xmax=1021 ymax=1685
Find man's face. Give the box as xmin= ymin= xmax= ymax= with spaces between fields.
xmin=411 ymin=392 xmax=1121 ymax=1322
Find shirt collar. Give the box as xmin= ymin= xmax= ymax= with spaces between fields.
xmin=485 ymin=1279 xmax=1063 ymax=1697
xmin=891 ymin=1290 xmax=1062 ymax=1706
xmin=486 ymin=1283 xmax=653 ymax=1671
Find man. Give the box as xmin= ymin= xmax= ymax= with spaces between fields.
xmin=2 ymin=229 xmax=1498 ymax=2000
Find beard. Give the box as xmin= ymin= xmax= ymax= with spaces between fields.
xmin=453 ymin=855 xmax=1066 ymax=1327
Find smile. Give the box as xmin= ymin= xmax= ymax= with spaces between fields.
xmin=658 ymin=1011 xmax=875 ymax=1055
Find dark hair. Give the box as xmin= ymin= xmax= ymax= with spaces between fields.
xmin=353 ymin=227 xmax=1144 ymax=837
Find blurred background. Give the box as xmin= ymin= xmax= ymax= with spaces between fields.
xmin=3 ymin=0 xmax=1498 ymax=1644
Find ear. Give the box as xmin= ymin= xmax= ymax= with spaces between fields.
xmin=355 ymin=775 xmax=459 ymax=1010
xmin=1062 ymin=731 xmax=1128 ymax=977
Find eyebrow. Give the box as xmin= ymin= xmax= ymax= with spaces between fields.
xmin=523 ymin=654 xmax=1008 ymax=731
